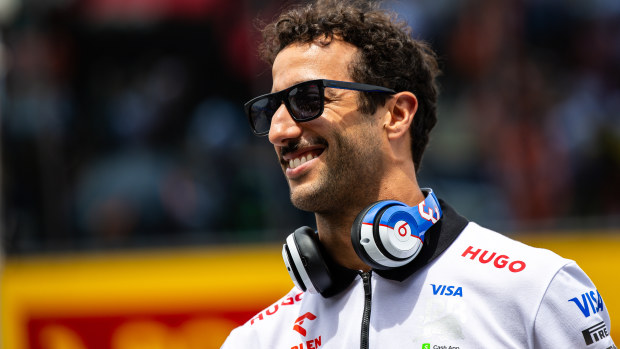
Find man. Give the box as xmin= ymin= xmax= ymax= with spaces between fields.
xmin=222 ymin=0 xmax=615 ymax=348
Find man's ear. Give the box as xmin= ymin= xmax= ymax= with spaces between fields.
xmin=384 ymin=91 xmax=418 ymax=141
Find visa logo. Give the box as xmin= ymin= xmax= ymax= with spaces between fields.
xmin=569 ymin=290 xmax=604 ymax=318
xmin=431 ymin=284 xmax=463 ymax=297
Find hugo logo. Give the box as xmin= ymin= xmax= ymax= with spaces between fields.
xmin=461 ymin=246 xmax=526 ymax=272
xmin=293 ymin=312 xmax=317 ymax=336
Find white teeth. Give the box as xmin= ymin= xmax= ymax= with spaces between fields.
xmin=288 ymin=153 xmax=316 ymax=169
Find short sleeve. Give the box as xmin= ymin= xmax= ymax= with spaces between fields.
xmin=532 ymin=261 xmax=615 ymax=348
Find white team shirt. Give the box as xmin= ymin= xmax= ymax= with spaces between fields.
xmin=222 ymin=205 xmax=615 ymax=349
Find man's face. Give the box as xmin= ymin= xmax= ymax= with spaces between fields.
xmin=269 ymin=39 xmax=387 ymax=213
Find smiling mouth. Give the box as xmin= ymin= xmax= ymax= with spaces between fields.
xmin=287 ymin=150 xmax=323 ymax=169
xmin=281 ymin=138 xmax=327 ymax=171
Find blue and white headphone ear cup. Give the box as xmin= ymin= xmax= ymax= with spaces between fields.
xmin=351 ymin=201 xmax=414 ymax=270
xmin=351 ymin=189 xmax=441 ymax=270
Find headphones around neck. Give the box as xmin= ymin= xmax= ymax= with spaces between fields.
xmin=282 ymin=189 xmax=442 ymax=297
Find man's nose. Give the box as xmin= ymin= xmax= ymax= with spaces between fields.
xmin=268 ymin=104 xmax=303 ymax=146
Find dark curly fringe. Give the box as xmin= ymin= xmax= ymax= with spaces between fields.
xmin=259 ymin=0 xmax=441 ymax=172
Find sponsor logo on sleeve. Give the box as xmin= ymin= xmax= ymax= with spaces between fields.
xmin=582 ymin=321 xmax=609 ymax=345
xmin=569 ymin=289 xmax=605 ymax=318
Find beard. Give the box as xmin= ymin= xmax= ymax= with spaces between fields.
xmin=287 ymin=124 xmax=384 ymax=214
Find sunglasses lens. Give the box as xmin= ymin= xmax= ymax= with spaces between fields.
xmin=246 ymin=81 xmax=324 ymax=135
xmin=249 ymin=96 xmax=280 ymax=134
xmin=288 ymin=82 xmax=322 ymax=120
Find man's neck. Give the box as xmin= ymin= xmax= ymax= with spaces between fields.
xmin=315 ymin=209 xmax=371 ymax=271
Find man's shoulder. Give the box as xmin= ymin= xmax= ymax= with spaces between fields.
xmin=441 ymin=222 xmax=572 ymax=281
xmin=460 ymin=222 xmax=570 ymax=262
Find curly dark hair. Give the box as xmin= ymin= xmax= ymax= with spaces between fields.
xmin=258 ymin=0 xmax=441 ymax=172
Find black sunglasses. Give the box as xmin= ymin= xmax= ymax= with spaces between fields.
xmin=244 ymin=79 xmax=396 ymax=136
